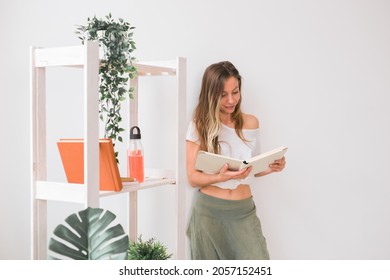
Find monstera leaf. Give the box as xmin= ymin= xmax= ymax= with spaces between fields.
xmin=48 ymin=207 xmax=128 ymax=260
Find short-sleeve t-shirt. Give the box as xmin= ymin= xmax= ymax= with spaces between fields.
xmin=186 ymin=121 xmax=261 ymax=189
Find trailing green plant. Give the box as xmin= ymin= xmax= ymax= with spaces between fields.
xmin=128 ymin=235 xmax=173 ymax=260
xmin=75 ymin=13 xmax=137 ymax=161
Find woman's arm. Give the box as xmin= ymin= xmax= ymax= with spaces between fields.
xmin=186 ymin=140 xmax=252 ymax=188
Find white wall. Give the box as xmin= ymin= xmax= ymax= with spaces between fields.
xmin=1 ymin=0 xmax=389 ymax=259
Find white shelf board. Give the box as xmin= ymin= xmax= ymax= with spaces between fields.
xmin=35 ymin=181 xmax=87 ymax=203
xmin=33 ymin=44 xmax=177 ymax=76
xmin=134 ymin=61 xmax=176 ymax=76
xmin=34 ymin=46 xmax=85 ymax=67
xmin=35 ymin=177 xmax=175 ymax=203
xmin=100 ymin=178 xmax=176 ymax=197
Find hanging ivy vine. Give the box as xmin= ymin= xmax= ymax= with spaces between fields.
xmin=75 ymin=13 xmax=137 ymax=161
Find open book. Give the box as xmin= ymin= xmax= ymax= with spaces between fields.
xmin=57 ymin=138 xmax=134 ymax=192
xmin=195 ymin=146 xmax=287 ymax=175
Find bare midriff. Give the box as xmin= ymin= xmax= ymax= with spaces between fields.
xmin=199 ymin=184 xmax=252 ymax=200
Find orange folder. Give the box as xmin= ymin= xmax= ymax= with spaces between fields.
xmin=57 ymin=138 xmax=126 ymax=191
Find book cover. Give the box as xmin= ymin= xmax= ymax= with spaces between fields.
xmin=195 ymin=146 xmax=288 ymax=175
xmin=57 ymin=138 xmax=128 ymax=192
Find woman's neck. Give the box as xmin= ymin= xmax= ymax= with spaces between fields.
xmin=220 ymin=114 xmax=235 ymax=127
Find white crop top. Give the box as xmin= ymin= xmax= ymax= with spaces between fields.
xmin=186 ymin=121 xmax=261 ymax=189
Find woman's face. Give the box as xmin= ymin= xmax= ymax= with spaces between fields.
xmin=219 ymin=76 xmax=240 ymax=115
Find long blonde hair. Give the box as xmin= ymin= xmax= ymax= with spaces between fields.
xmin=193 ymin=61 xmax=244 ymax=153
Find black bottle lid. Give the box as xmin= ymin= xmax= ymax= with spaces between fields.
xmin=130 ymin=126 xmax=141 ymax=139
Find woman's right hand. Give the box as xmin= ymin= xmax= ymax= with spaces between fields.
xmin=218 ymin=164 xmax=253 ymax=181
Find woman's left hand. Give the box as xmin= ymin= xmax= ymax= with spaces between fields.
xmin=269 ymin=156 xmax=286 ymax=172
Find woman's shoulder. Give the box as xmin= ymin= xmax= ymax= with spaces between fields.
xmin=242 ymin=113 xmax=259 ymax=129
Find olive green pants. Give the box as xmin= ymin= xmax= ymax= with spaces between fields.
xmin=187 ymin=191 xmax=270 ymax=260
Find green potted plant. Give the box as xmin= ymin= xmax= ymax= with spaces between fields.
xmin=128 ymin=235 xmax=173 ymax=260
xmin=76 ymin=13 xmax=137 ymax=161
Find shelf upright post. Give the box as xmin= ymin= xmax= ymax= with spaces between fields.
xmin=83 ymin=41 xmax=100 ymax=208
xmin=176 ymin=57 xmax=187 ymax=259
xmin=128 ymin=75 xmax=139 ymax=242
xmin=30 ymin=46 xmax=48 ymax=260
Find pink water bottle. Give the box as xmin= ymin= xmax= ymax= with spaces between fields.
xmin=127 ymin=126 xmax=144 ymax=183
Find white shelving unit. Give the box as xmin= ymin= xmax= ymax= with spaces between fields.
xmin=30 ymin=41 xmax=187 ymax=260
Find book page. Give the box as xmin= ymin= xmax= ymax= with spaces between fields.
xmin=195 ymin=151 xmax=243 ymax=173
xmin=246 ymin=146 xmax=287 ymax=175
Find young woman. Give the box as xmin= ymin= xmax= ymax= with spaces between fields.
xmin=186 ymin=61 xmax=286 ymax=260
